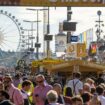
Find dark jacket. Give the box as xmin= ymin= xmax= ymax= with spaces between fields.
xmin=57 ymin=95 xmax=71 ymax=105
xmin=0 ymin=100 xmax=14 ymax=105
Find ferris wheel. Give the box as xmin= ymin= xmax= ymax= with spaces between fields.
xmin=0 ymin=10 xmax=25 ymax=52
xmin=0 ymin=10 xmax=27 ymax=66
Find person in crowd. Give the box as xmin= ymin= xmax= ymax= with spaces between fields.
xmin=21 ymin=80 xmax=32 ymax=105
xmin=53 ymin=83 xmax=71 ymax=105
xmin=81 ymin=92 xmax=92 ymax=105
xmin=90 ymin=93 xmax=101 ymax=105
xmin=0 ymin=90 xmax=14 ymax=105
xmin=33 ymin=74 xmax=52 ymax=105
xmin=46 ymin=90 xmax=64 ymax=105
xmin=86 ymin=78 xmax=95 ymax=89
xmin=83 ymin=83 xmax=91 ymax=93
xmin=96 ymin=85 xmax=105 ymax=105
xmin=0 ymin=74 xmax=3 ymax=82
xmin=63 ymin=79 xmax=69 ymax=96
xmin=95 ymin=74 xmax=104 ymax=85
xmin=90 ymin=87 xmax=96 ymax=95
xmin=3 ymin=75 xmax=24 ymax=105
xmin=0 ymin=81 xmax=4 ymax=91
xmin=67 ymin=72 xmax=83 ymax=95
xmin=65 ymin=87 xmax=73 ymax=97
xmin=71 ymin=96 xmax=83 ymax=105
xmin=100 ymin=83 xmax=105 ymax=97
xmin=18 ymin=77 xmax=34 ymax=104
xmin=13 ymin=73 xmax=22 ymax=87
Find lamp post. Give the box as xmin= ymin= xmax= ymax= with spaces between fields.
xmin=95 ymin=10 xmax=104 ymax=42
xmin=26 ymin=8 xmax=48 ymax=59
xmin=95 ymin=10 xmax=104 ymax=62
xmin=23 ymin=20 xmax=37 ymax=49
xmin=21 ymin=28 xmax=33 ymax=50
xmin=67 ymin=7 xmax=72 ymax=43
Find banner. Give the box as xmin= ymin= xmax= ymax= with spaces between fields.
xmin=77 ymin=43 xmax=86 ymax=57
xmin=91 ymin=43 xmax=97 ymax=54
xmin=86 ymin=28 xmax=93 ymax=49
xmin=90 ymin=43 xmax=97 ymax=54
xmin=79 ymin=29 xmax=93 ymax=49
xmin=0 ymin=0 xmax=104 ymax=6
xmin=78 ymin=33 xmax=83 ymax=43
xmin=83 ymin=31 xmax=87 ymax=45
xmin=67 ymin=43 xmax=86 ymax=58
xmin=55 ymin=35 xmax=66 ymax=52
xmin=66 ymin=44 xmax=77 ymax=58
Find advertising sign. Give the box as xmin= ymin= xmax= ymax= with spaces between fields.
xmin=70 ymin=36 xmax=78 ymax=42
xmin=67 ymin=43 xmax=87 ymax=58
xmin=0 ymin=0 xmax=104 ymax=6
xmin=91 ymin=43 xmax=97 ymax=54
xmin=55 ymin=35 xmax=66 ymax=52
xmin=77 ymin=43 xmax=87 ymax=57
xmin=66 ymin=44 xmax=77 ymax=58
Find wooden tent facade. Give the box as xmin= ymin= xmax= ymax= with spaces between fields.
xmin=46 ymin=60 xmax=105 ymax=78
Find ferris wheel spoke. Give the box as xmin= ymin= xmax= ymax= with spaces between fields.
xmin=3 ymin=31 xmax=19 ymax=37
xmin=0 ymin=43 xmax=8 ymax=51
xmin=0 ymin=19 xmax=8 ymax=28
xmin=0 ymin=29 xmax=5 ymax=33
xmin=1 ymin=23 xmax=13 ymax=31
xmin=0 ymin=15 xmax=14 ymax=27
xmin=1 ymin=41 xmax=16 ymax=50
xmin=3 ymin=38 xmax=19 ymax=43
xmin=3 ymin=29 xmax=18 ymax=35
xmin=4 ymin=35 xmax=17 ymax=38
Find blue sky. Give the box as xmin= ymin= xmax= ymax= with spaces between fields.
xmin=0 ymin=7 xmax=105 ymax=52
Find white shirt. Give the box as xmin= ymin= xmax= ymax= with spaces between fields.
xmin=49 ymin=103 xmax=64 ymax=105
xmin=21 ymin=89 xmax=28 ymax=99
xmin=98 ymin=95 xmax=105 ymax=105
xmin=60 ymin=95 xmax=65 ymax=104
xmin=67 ymin=78 xmax=83 ymax=95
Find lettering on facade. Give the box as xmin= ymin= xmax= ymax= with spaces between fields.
xmin=0 ymin=0 xmax=21 ymax=5
xmin=49 ymin=0 xmax=102 ymax=3
xmin=0 ymin=0 xmax=104 ymax=6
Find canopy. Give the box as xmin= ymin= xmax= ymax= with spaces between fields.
xmin=46 ymin=60 xmax=105 ymax=74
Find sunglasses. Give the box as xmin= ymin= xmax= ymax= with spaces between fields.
xmin=36 ymin=80 xmax=43 ymax=83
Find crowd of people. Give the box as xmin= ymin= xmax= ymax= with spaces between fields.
xmin=0 ymin=71 xmax=105 ymax=105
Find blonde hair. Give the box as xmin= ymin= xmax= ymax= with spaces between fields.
xmin=90 ymin=95 xmax=101 ymax=105
xmin=35 ymin=74 xmax=45 ymax=80
xmin=86 ymin=78 xmax=94 ymax=84
xmin=47 ymin=90 xmax=58 ymax=103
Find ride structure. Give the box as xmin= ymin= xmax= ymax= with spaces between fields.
xmin=0 ymin=10 xmax=25 ymax=66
